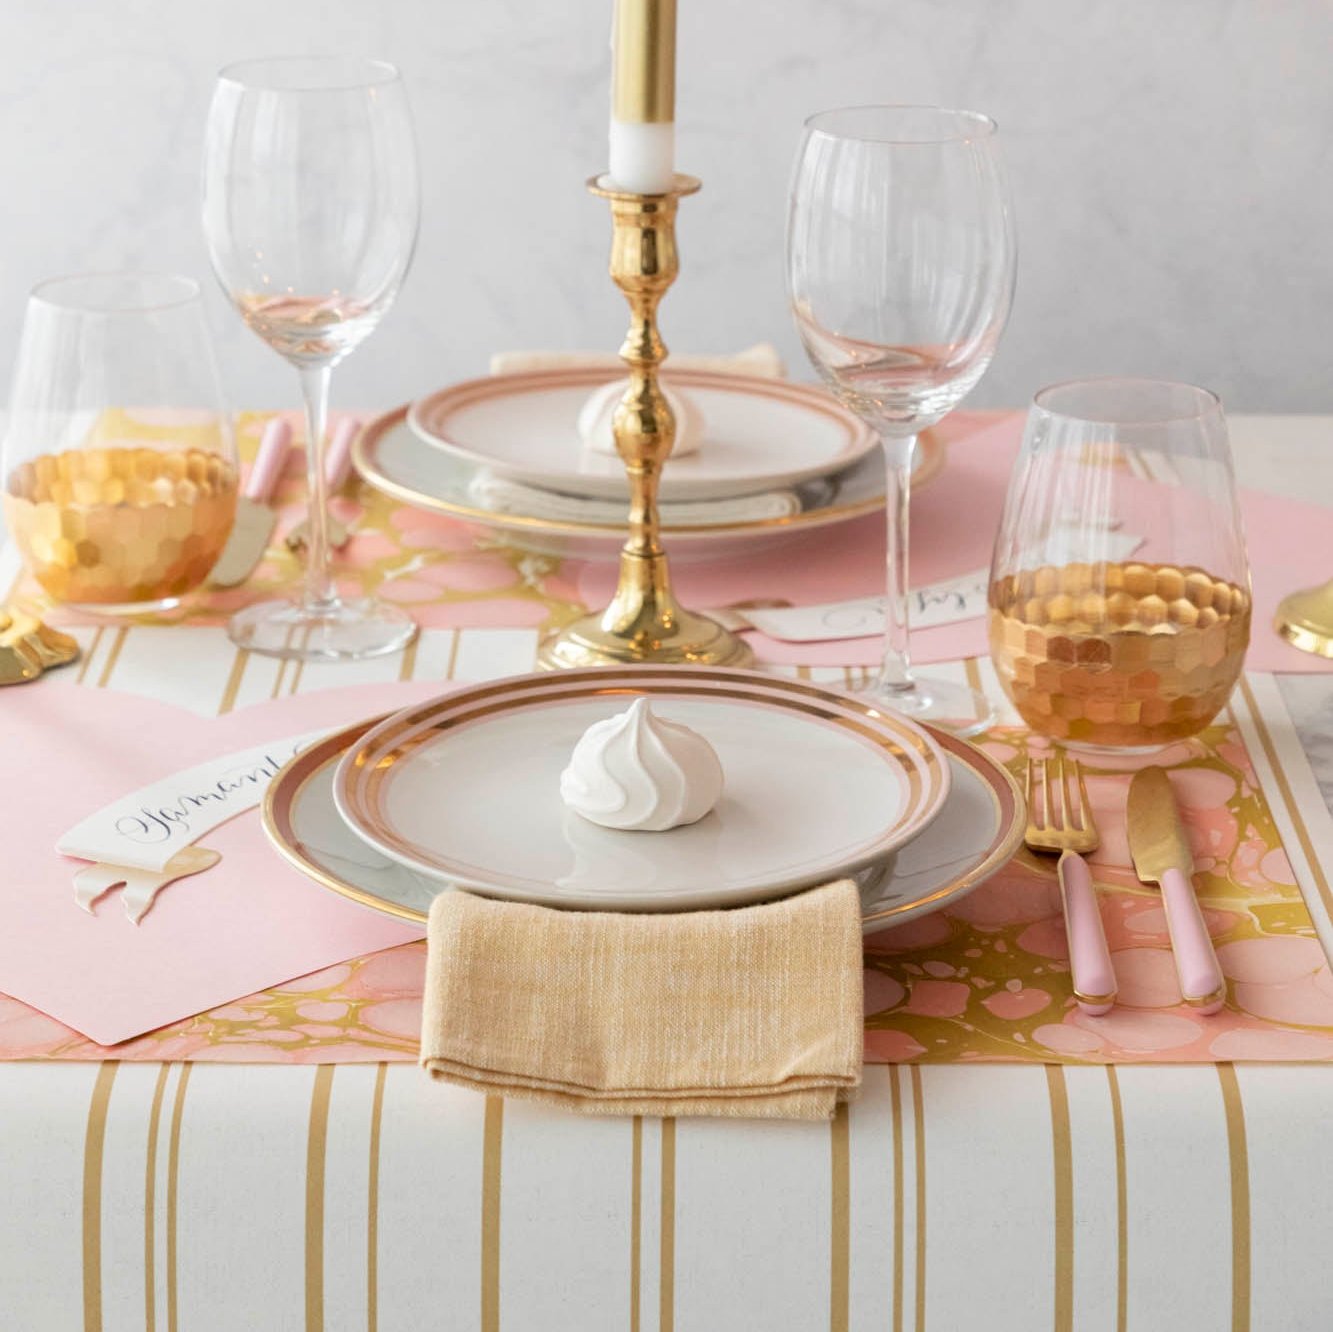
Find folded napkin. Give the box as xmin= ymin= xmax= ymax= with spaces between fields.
xmin=420 ymin=880 xmax=864 ymax=1120
xmin=467 ymin=470 xmax=802 ymax=525
xmin=488 ymin=341 xmax=786 ymax=379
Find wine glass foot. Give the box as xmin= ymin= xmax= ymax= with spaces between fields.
xmin=228 ymin=597 xmax=416 ymax=662
xmin=859 ymin=673 xmax=994 ymax=738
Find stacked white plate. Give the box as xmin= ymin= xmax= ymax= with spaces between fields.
xmin=263 ymin=667 xmax=1024 ymax=931
xmin=352 ymin=367 xmax=944 ymax=561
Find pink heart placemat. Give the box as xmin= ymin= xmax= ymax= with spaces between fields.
xmin=0 ymin=679 xmax=438 ymax=1046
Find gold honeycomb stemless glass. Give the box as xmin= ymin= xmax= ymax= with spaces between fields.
xmin=1 ymin=273 xmax=237 ymax=615
xmin=988 ymin=378 xmax=1251 ymax=751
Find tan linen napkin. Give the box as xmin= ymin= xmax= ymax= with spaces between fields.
xmin=488 ymin=341 xmax=786 ymax=379
xmin=420 ymin=880 xmax=864 ymax=1120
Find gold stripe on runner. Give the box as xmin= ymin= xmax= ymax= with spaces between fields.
xmin=144 ymin=1064 xmax=171 ymax=1332
xmin=82 ymin=1062 xmax=118 ymax=1332
xmin=1217 ymin=1065 xmax=1251 ymax=1332
xmin=910 ymin=1066 xmax=926 ymax=1332
xmin=305 ymin=1066 xmax=335 ymax=1332
xmin=397 ymin=636 xmax=419 ymax=682
xmin=481 ymin=1096 xmax=503 ymax=1332
xmin=446 ymin=629 xmax=462 ymax=681
xmin=367 ymin=1063 xmax=387 ymax=1332
xmin=1105 ymin=1068 xmax=1128 ymax=1332
xmin=166 ymin=1064 xmax=192 ymax=1332
xmin=217 ymin=648 xmax=250 ymax=715
xmin=630 ymin=1117 xmax=642 ymax=1332
xmin=1044 ymin=1066 xmax=1074 ymax=1332
xmin=830 ymin=1101 xmax=850 ymax=1332
xmin=889 ymin=1067 xmax=905 ymax=1332
xmin=96 ymin=626 xmax=128 ymax=689
xmin=1234 ymin=678 xmax=1333 ymax=920
xmin=963 ymin=658 xmax=988 ymax=726
xmin=660 ymin=1118 xmax=677 ymax=1332
xmin=75 ymin=626 xmax=104 ymax=685
xmin=288 ymin=624 xmax=313 ymax=695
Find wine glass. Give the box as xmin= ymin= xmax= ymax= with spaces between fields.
xmin=989 ymin=378 xmax=1251 ymax=751
xmin=787 ymin=105 xmax=1016 ymax=734
xmin=202 ymin=57 xmax=419 ymax=661
xmin=2 ymin=273 xmax=236 ymax=614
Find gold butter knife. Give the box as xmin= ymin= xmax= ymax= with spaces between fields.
xmin=1126 ymin=766 xmax=1225 ymax=1012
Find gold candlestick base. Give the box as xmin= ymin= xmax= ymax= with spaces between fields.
xmin=540 ymin=554 xmax=753 ymax=669
xmin=538 ymin=172 xmax=751 ymax=671
xmin=1275 ymin=579 xmax=1333 ymax=658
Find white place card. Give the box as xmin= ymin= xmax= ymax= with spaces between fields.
xmin=741 ymin=532 xmax=1145 ymax=644
xmin=57 ymin=729 xmax=328 ymax=872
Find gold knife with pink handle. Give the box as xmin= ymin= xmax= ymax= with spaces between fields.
xmin=1126 ymin=766 xmax=1226 ymax=1013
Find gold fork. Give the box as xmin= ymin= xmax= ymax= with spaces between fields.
xmin=1024 ymin=753 xmax=1117 ymax=1014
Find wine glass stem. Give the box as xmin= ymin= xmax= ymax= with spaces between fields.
xmin=298 ymin=362 xmax=337 ymax=611
xmin=877 ymin=432 xmax=916 ymax=694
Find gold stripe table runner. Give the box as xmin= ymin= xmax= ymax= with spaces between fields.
xmin=2 ymin=1056 xmax=1328 ymax=1328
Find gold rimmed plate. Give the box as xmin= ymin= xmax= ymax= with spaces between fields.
xmin=263 ymin=707 xmax=1021 ymax=929
xmin=408 ymin=367 xmax=880 ymax=502
xmin=353 ymin=404 xmax=944 ymax=561
xmin=329 ymin=667 xmax=950 ymax=912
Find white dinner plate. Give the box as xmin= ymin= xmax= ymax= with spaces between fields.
xmin=407 ymin=367 xmax=879 ymax=501
xmin=329 ymin=668 xmax=950 ymax=912
xmin=264 ymin=712 xmax=1022 ymax=930
xmin=353 ymin=406 xmax=944 ymax=562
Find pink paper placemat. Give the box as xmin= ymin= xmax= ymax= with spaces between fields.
xmin=0 ymin=680 xmax=435 ymax=1047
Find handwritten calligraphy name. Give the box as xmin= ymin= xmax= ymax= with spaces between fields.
xmin=112 ymin=745 xmax=301 ymax=846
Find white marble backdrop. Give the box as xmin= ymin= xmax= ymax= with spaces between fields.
xmin=1 ymin=0 xmax=1330 ymax=412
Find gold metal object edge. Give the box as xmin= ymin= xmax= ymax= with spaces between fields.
xmin=1273 ymin=578 xmax=1333 ymax=659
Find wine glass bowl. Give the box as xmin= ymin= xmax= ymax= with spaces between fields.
xmin=787 ymin=105 xmax=1016 ymax=733
xmin=1 ymin=272 xmax=237 ymax=614
xmin=988 ymin=378 xmax=1251 ymax=751
xmin=202 ymin=56 xmax=420 ymax=661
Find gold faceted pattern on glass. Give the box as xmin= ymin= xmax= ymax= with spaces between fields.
xmin=988 ymin=560 xmax=1251 ymax=747
xmin=4 ymin=447 xmax=238 ymax=605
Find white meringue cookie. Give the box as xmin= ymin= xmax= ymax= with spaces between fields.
xmin=576 ymin=379 xmax=706 ymax=457
xmin=559 ymin=698 xmax=724 ymax=832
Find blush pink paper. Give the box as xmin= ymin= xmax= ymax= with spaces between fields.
xmin=0 ymin=679 xmax=437 ymax=1046
xmin=567 ymin=411 xmax=1333 ymax=673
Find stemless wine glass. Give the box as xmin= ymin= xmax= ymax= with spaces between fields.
xmin=2 ymin=273 xmax=236 ymax=614
xmin=787 ymin=105 xmax=1016 ymax=734
xmin=988 ymin=378 xmax=1251 ymax=751
xmin=202 ymin=57 xmax=419 ymax=661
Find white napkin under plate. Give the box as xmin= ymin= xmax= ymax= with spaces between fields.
xmin=467 ymin=470 xmax=802 ymax=525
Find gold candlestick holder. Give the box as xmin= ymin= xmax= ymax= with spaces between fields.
xmin=537 ymin=174 xmax=752 ymax=670
xmin=1275 ymin=579 xmax=1333 ymax=659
